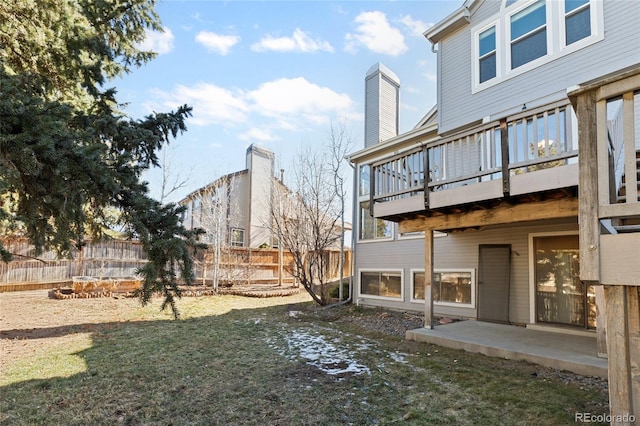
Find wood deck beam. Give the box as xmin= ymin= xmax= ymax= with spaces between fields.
xmin=399 ymin=197 xmax=578 ymax=233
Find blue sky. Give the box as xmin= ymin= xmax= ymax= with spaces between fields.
xmin=114 ymin=1 xmax=460 ymax=203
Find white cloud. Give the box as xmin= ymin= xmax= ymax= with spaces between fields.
xmin=239 ymin=128 xmax=277 ymax=142
xmin=151 ymin=83 xmax=248 ymax=126
xmin=425 ymin=72 xmax=437 ymax=82
xmin=195 ymin=31 xmax=241 ymax=55
xmin=251 ymin=28 xmax=334 ymax=53
xmin=137 ymin=27 xmax=174 ymax=55
xmin=148 ymin=78 xmax=356 ymax=133
xmin=247 ymin=77 xmax=354 ymax=126
xmin=399 ymin=15 xmax=433 ymax=38
xmin=344 ymin=11 xmax=407 ymax=56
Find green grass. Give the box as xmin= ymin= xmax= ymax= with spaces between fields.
xmin=0 ymin=295 xmax=608 ymax=425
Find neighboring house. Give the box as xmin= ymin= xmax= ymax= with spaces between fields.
xmin=180 ymin=143 xmax=352 ymax=288
xmin=180 ymin=143 xmax=352 ymax=251
xmin=180 ymin=144 xmax=279 ymax=249
xmin=349 ymin=0 xmax=639 ymax=338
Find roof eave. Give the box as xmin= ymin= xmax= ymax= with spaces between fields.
xmin=425 ymin=2 xmax=473 ymax=44
xmin=348 ymin=122 xmax=439 ymax=163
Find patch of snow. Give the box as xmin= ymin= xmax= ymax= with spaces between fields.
xmin=271 ymin=329 xmax=371 ymax=378
xmin=389 ymin=351 xmax=408 ymax=364
xmin=266 ymin=326 xmax=414 ymax=381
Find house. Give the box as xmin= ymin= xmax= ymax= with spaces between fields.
xmin=180 ymin=144 xmax=352 ymax=290
xmin=181 ymin=143 xmax=352 ymax=250
xmin=349 ymin=0 xmax=639 ymax=414
xmin=180 ymin=144 xmax=279 ymax=249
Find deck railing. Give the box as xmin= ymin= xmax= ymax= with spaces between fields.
xmin=507 ymin=103 xmax=579 ymax=172
xmin=597 ymin=88 xmax=639 ymax=219
xmin=370 ymin=101 xmax=579 ymax=206
xmin=427 ymin=121 xmax=502 ymax=191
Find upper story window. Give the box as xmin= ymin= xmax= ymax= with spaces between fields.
xmin=565 ymin=0 xmax=591 ymax=45
xmin=510 ymin=0 xmax=547 ymax=69
xmin=359 ymin=164 xmax=370 ymax=197
xmin=473 ymin=0 xmax=604 ymax=92
xmin=479 ymin=26 xmax=497 ymax=83
xmin=359 ymin=203 xmax=392 ymax=241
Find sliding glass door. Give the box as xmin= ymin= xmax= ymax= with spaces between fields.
xmin=534 ymin=234 xmax=595 ymax=328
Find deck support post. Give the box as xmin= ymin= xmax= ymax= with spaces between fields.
xmin=575 ymin=90 xmax=601 ymax=282
xmin=595 ymin=285 xmax=607 ymax=358
xmin=604 ymin=285 xmax=640 ymax=422
xmin=424 ymin=228 xmax=434 ymax=329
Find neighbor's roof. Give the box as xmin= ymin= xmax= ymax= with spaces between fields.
xmin=179 ymin=169 xmax=248 ymax=204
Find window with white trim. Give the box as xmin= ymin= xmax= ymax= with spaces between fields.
xmin=564 ymin=0 xmax=591 ymax=45
xmin=473 ymin=0 xmax=604 ymax=91
xmin=230 ymin=228 xmax=245 ymax=247
xmin=411 ymin=270 xmax=426 ymax=301
xmin=358 ymin=162 xmax=392 ymax=241
xmin=411 ymin=269 xmax=476 ymax=308
xmin=510 ymin=0 xmax=547 ymax=69
xmin=360 ymin=270 xmax=403 ymax=299
xmin=359 ymin=202 xmax=392 ymax=240
xmin=479 ymin=26 xmax=497 ymax=83
xmin=399 ymin=230 xmax=449 ymax=239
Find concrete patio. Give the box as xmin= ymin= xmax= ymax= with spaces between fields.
xmin=406 ymin=320 xmax=608 ymax=378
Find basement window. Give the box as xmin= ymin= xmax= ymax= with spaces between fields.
xmin=412 ymin=269 xmax=476 ymax=308
xmin=359 ymin=270 xmax=403 ymax=300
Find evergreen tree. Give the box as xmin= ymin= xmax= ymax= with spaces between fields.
xmin=0 ymin=0 xmax=205 ymax=316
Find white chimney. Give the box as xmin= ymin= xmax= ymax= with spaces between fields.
xmin=364 ymin=63 xmax=400 ymax=148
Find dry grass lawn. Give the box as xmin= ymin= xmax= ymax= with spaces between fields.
xmin=0 ymin=290 xmax=608 ymax=425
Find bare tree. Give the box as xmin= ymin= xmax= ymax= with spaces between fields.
xmin=196 ymin=177 xmax=246 ymax=292
xmin=269 ymin=148 xmax=341 ymax=305
xmin=329 ymin=119 xmax=355 ymax=301
xmin=159 ymin=146 xmax=193 ymax=204
xmin=198 ymin=184 xmax=226 ymax=291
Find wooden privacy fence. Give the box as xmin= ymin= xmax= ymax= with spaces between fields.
xmin=0 ymin=238 xmax=352 ymax=292
xmin=194 ymin=246 xmax=352 ymax=287
xmin=0 ymin=239 xmax=148 ymax=292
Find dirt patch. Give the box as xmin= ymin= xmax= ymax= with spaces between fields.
xmin=0 ymin=288 xmax=304 ymax=370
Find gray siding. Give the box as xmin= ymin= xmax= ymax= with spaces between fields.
xmin=365 ymin=76 xmax=380 ymax=147
xmin=355 ymin=219 xmax=579 ymax=325
xmin=439 ymin=28 xmax=471 ymax=132
xmin=636 ymin=93 xmax=640 ymax=149
xmin=379 ymin=74 xmax=399 ymax=142
xmin=230 ymin=175 xmax=249 ymax=236
xmin=470 ymin=0 xmax=501 ymax=23
xmin=439 ymin=1 xmax=640 ymax=133
xmin=247 ymin=148 xmax=274 ymax=248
